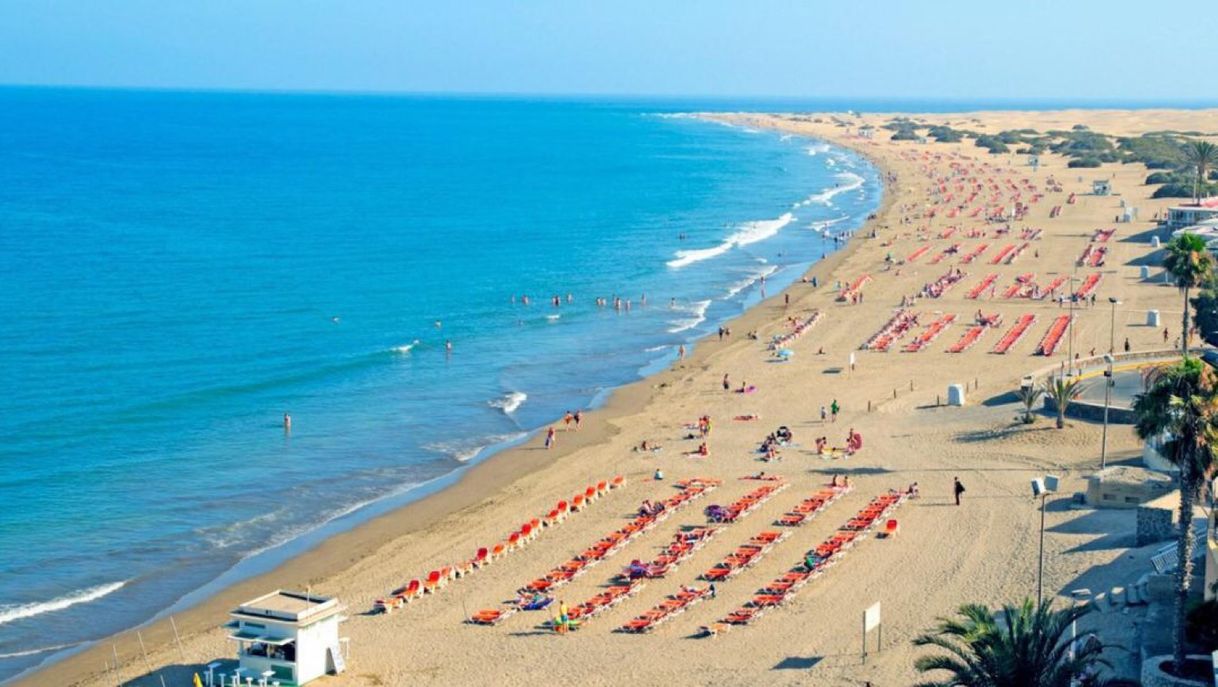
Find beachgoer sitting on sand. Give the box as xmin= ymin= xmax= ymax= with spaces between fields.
xmin=697 ymin=442 xmax=709 ymax=456
xmin=908 ymin=482 xmax=919 ymax=498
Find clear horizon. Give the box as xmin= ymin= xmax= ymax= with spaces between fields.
xmin=2 ymin=0 xmax=1214 ymax=99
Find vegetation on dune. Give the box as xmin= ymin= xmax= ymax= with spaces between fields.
xmin=912 ymin=599 xmax=1118 ymax=687
xmin=1133 ymin=356 xmax=1218 ymax=677
xmin=1067 ymin=157 xmax=1103 ymax=168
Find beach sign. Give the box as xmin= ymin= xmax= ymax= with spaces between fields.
xmin=862 ymin=601 xmax=882 ymax=662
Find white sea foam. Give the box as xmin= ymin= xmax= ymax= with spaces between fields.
xmin=0 ymin=581 xmax=129 ymax=626
xmin=0 ymin=642 xmax=79 ymax=659
xmin=546 ymin=314 xmax=561 ymax=322
xmin=793 ymin=172 xmax=864 ymax=208
xmin=725 ymin=265 xmax=779 ymax=298
xmin=806 ymin=142 xmax=831 ymax=156
xmin=392 ymin=340 xmax=421 ymax=354
xmin=808 ymin=216 xmax=849 ymax=234
xmin=667 ymin=213 xmax=796 ymax=270
xmin=667 ymin=300 xmax=711 ymax=333
xmin=644 ymin=345 xmax=670 ymax=353
xmin=424 ymin=433 xmax=528 ymax=463
xmin=489 ymin=391 xmax=528 ymax=415
xmin=779 ymin=134 xmax=793 ymax=141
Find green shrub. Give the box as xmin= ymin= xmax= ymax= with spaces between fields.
xmin=891 ymin=129 xmax=919 ymax=141
xmin=974 ymin=135 xmax=1010 ymax=154
xmin=1146 ymin=171 xmax=1178 ymax=184
xmin=1153 ymin=182 xmax=1196 ymax=198
xmin=1068 ymin=157 xmax=1102 ymax=168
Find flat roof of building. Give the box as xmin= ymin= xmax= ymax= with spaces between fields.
xmin=231 ymin=590 xmax=342 ymax=625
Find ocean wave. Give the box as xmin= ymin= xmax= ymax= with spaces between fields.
xmin=725 ymin=265 xmax=779 ymax=299
xmin=392 ymin=340 xmax=421 ymax=354
xmin=423 ymin=432 xmax=528 ymax=463
xmin=808 ymin=216 xmax=849 ymax=234
xmin=0 ymin=642 xmax=80 ymax=659
xmin=667 ymin=300 xmax=711 ymax=333
xmin=793 ymin=172 xmax=865 ymax=208
xmin=0 ymin=580 xmax=129 ymax=626
xmin=806 ymin=142 xmax=832 ymax=156
xmin=489 ymin=391 xmax=527 ymax=415
xmin=644 ymin=345 xmax=669 ymax=353
xmin=667 ymin=213 xmax=796 ymax=270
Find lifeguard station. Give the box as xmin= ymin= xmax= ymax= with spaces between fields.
xmin=223 ymin=590 xmax=348 ymax=686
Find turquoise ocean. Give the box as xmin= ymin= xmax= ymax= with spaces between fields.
xmin=0 ymin=89 xmax=890 ymax=680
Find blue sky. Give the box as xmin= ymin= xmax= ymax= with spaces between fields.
xmin=1 ymin=0 xmax=1211 ymax=99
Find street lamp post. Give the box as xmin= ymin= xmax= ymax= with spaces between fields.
xmin=1107 ymin=297 xmax=1120 ymax=354
xmin=1032 ymin=475 xmax=1059 ymax=601
xmin=1101 ymin=354 xmax=1114 ymax=470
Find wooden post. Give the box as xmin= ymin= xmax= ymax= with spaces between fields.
xmin=112 ymin=644 xmax=121 ymax=687
xmin=137 ymin=631 xmax=153 ymax=676
xmin=170 ymin=616 xmax=185 ymax=662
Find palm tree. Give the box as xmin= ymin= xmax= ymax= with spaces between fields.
xmin=1044 ymin=376 xmax=1086 ymax=429
xmin=913 ymin=599 xmax=1107 ymax=687
xmin=1186 ymin=140 xmax=1217 ymax=205
xmin=1133 ymin=356 xmax=1218 ymax=676
xmin=1016 ymin=384 xmax=1045 ymax=424
xmin=1162 ymin=232 xmax=1214 ymax=357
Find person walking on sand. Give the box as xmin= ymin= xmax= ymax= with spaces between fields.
xmin=545 ymin=427 xmax=557 ymax=450
xmin=678 ymin=344 xmax=686 ymax=360
xmin=830 ymin=399 xmax=840 ymax=423
xmin=953 ymin=476 xmax=965 ymax=506
xmin=820 ymin=405 xmax=827 ymax=423
xmin=1124 ymin=337 xmax=1131 ymax=353
xmin=723 ymin=374 xmax=731 ymax=392
xmin=573 ymin=410 xmax=582 ymax=430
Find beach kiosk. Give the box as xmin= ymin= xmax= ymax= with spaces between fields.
xmin=1092 ymin=179 xmax=1111 ymax=196
xmin=225 ymin=590 xmax=347 ymax=686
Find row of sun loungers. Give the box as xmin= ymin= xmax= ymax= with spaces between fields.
xmin=989 ymin=243 xmax=1016 ymax=265
xmin=947 ymin=323 xmax=988 ymax=353
xmin=700 ymin=530 xmax=789 ymax=583
xmin=960 ymin=243 xmax=989 ymax=264
xmin=768 ymin=310 xmax=822 ymax=350
xmin=903 ymin=313 xmax=956 ymax=352
xmin=928 ymin=243 xmax=960 ymax=265
xmin=862 ymin=309 xmax=918 ymax=352
xmin=1050 ymin=205 xmax=1063 ymax=218
xmin=1092 ymin=228 xmax=1116 ymax=242
xmin=706 ymin=480 xmax=788 ymax=523
xmin=1040 ymin=275 xmax=1068 ymax=298
xmin=1020 ymin=228 xmax=1043 ymax=241
xmin=837 ymin=274 xmax=871 ymax=302
xmin=618 ymin=585 xmax=711 ymax=634
xmin=921 ymin=268 xmax=965 ymax=298
xmin=905 ymin=245 xmax=931 ymax=263
xmin=966 ymin=273 xmax=998 ymax=299
xmin=702 ymin=491 xmax=907 ymax=634
xmin=1035 ymin=315 xmax=1072 ymax=356
xmin=1004 ymin=241 xmax=1031 ymax=264
xmin=992 ymin=314 xmax=1037 ymax=354
xmin=1002 ymin=273 xmax=1035 ymax=299
xmin=775 ymin=485 xmax=849 ymax=527
xmin=376 ymin=475 xmax=626 ymax=614
xmin=1078 ymin=244 xmax=1107 ymax=267
xmin=1074 ymin=272 xmax=1103 ymax=299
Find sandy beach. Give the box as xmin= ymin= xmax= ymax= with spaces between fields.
xmin=21 ymin=108 xmax=1218 ymax=687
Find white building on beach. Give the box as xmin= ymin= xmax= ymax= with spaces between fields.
xmin=225 ymin=590 xmax=347 ymax=686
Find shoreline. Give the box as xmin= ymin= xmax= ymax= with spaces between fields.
xmin=10 ymin=126 xmax=888 ymax=687
xmin=22 ymin=105 xmax=1208 ymax=686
